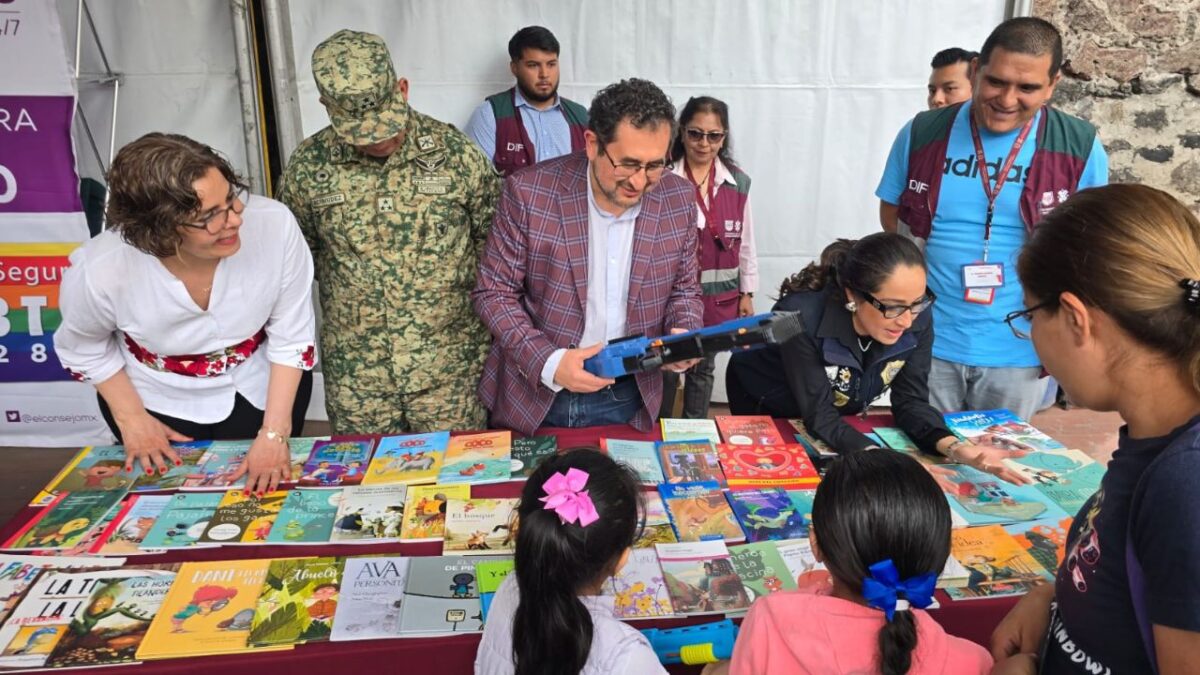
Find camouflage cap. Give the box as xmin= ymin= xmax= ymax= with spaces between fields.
xmin=312 ymin=30 xmax=409 ymax=146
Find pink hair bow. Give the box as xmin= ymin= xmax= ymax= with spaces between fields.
xmin=539 ymin=468 xmax=599 ymax=527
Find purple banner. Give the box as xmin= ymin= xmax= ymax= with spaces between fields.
xmin=0 ymin=95 xmax=81 ymax=213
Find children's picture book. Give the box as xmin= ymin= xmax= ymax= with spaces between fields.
xmin=938 ymin=555 xmax=972 ymax=590
xmin=331 ymin=557 xmax=411 ymax=642
xmin=91 ymin=494 xmax=172 ymax=556
xmin=443 ymin=498 xmax=520 ymax=555
xmin=728 ymin=488 xmax=808 ymax=542
xmin=474 ymin=559 xmax=514 ymax=621
xmin=788 ymin=420 xmax=838 ymax=461
xmin=715 ymin=443 xmax=820 ymax=490
xmin=197 ymin=489 xmax=288 ymax=545
xmin=601 ymin=438 xmax=665 ymax=485
xmin=784 ymin=489 xmax=816 ymax=533
xmin=729 ymin=541 xmax=800 ymax=601
xmin=774 ymin=538 xmax=831 ymax=591
xmin=248 ymin=557 xmax=344 ymax=647
xmin=128 ymin=441 xmax=210 ymax=493
xmin=876 ymin=427 xmax=954 ymax=466
xmin=31 ymin=446 xmax=131 ymax=506
xmin=400 ymin=484 xmax=471 ymax=542
xmin=140 ymin=492 xmax=223 ymax=550
xmin=331 ymin=484 xmax=407 ymax=543
xmin=509 ymin=436 xmax=557 ymax=480
xmin=266 ymin=488 xmax=342 ymax=544
xmin=438 ymin=431 xmax=513 ymax=485
xmin=364 ymin=432 xmax=450 ymax=486
xmin=937 ymin=463 xmax=1071 ymax=526
xmin=659 ymin=482 xmax=744 ymax=544
xmin=656 ymin=540 xmax=750 ymax=615
xmin=44 ymin=571 xmax=177 ymax=668
xmin=299 ymin=438 xmax=375 ymax=488
xmin=1004 ymin=516 xmax=1073 ymax=576
xmin=1003 ymin=450 xmax=1105 ymax=515
xmin=634 ymin=493 xmax=679 ymax=549
xmin=287 ymin=437 xmax=330 ymax=481
xmin=660 ymin=418 xmax=722 ymax=444
xmin=947 ymin=525 xmax=1055 ymax=601
xmin=136 ymin=559 xmax=279 ymax=659
xmin=945 ymin=409 xmax=1067 ymax=452
xmin=0 ymin=555 xmax=125 ymax=628
xmin=715 ymin=416 xmax=786 ymax=446
xmin=4 ymin=489 xmax=128 ymax=551
xmin=605 ymin=548 xmax=673 ymax=619
xmin=180 ymin=440 xmax=251 ymax=490
xmin=399 ymin=556 xmax=485 ymax=635
xmin=657 ymin=440 xmax=726 ymax=486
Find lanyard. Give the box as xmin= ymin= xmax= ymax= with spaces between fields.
xmin=969 ymin=111 xmax=1034 ymax=262
xmin=684 ymin=160 xmax=725 ymax=250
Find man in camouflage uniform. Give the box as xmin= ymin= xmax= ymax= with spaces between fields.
xmin=277 ymin=30 xmax=499 ymax=434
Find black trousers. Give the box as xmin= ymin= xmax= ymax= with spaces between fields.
xmin=99 ymin=369 xmax=314 ymax=442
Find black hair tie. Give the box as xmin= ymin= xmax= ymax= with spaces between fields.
xmin=1180 ymin=279 xmax=1200 ymax=313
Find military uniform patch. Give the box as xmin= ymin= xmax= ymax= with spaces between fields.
xmin=414 ymin=154 xmax=446 ymax=172
xmin=416 ymin=135 xmax=436 ymax=151
xmin=413 ymin=175 xmax=451 ymax=195
xmin=312 ymin=193 xmax=346 ymax=208
xmin=377 ymin=196 xmax=395 ymax=212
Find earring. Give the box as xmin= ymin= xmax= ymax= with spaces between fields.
xmin=845 ymin=301 xmax=857 ymax=313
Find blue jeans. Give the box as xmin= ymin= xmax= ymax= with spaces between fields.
xmin=542 ymin=377 xmax=642 ymax=428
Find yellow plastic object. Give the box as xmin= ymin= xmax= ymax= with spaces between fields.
xmin=680 ymin=643 xmax=717 ymax=665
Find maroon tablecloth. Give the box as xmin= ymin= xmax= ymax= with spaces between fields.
xmin=0 ymin=419 xmax=1014 ymax=673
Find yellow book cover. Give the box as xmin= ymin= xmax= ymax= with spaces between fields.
xmin=363 ymin=432 xmax=449 ymax=486
xmin=437 ymin=431 xmax=512 ymax=485
xmin=136 ymin=559 xmax=290 ymax=659
xmin=947 ymin=524 xmax=1055 ymax=601
xmin=399 ymin=484 xmax=471 ymax=542
xmin=30 ymin=447 xmax=129 ymax=507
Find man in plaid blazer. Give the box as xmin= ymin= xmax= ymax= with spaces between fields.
xmin=473 ymin=79 xmax=703 ymax=435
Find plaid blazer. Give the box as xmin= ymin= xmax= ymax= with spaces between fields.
xmin=472 ymin=151 xmax=703 ymax=435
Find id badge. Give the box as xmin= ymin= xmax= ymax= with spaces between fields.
xmin=964 ymin=287 xmax=996 ymax=305
xmin=962 ymin=262 xmax=1004 ymax=289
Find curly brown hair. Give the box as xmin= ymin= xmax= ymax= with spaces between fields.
xmin=105 ymin=133 xmax=246 ymax=258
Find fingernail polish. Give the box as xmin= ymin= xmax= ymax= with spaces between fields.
xmin=145 ymin=468 xmax=153 ymax=475
xmin=159 ymin=467 xmax=168 ymax=474
xmin=175 ymin=460 xmax=182 ymax=466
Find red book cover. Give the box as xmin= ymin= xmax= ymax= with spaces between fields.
xmin=1 ymin=492 xmax=68 ymax=549
xmin=715 ymin=444 xmax=821 ymax=490
xmin=88 ymin=495 xmax=136 ymax=554
xmin=715 ymin=416 xmax=786 ymax=445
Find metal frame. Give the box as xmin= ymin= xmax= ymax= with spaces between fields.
xmin=262 ymin=0 xmax=304 ymax=167
xmin=72 ymin=0 xmax=120 ymax=229
xmin=229 ymin=0 xmax=268 ymax=194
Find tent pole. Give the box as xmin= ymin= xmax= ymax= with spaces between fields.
xmin=262 ymin=0 xmax=304 ymax=167
xmin=229 ymin=0 xmax=267 ymax=195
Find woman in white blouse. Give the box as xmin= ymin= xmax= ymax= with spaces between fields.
xmin=55 ymin=133 xmax=317 ymax=494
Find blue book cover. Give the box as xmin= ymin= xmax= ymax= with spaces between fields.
xmin=944 ymin=409 xmax=1066 ymax=452
xmin=727 ymin=488 xmax=807 ymax=542
xmin=658 ymin=482 xmax=743 ymax=544
xmin=140 ymin=492 xmax=223 ymax=549
xmin=939 ymin=464 xmax=1071 ymax=526
xmin=602 ymin=438 xmax=665 ymax=485
xmin=300 ymin=438 xmax=375 ymax=488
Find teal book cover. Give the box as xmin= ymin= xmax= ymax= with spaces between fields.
xmin=266 ymin=488 xmax=342 ymax=544
xmin=140 ymin=493 xmax=222 ymax=549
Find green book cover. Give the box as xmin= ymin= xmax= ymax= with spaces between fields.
xmin=140 ymin=493 xmax=222 ymax=549
xmin=248 ymin=557 xmax=344 ymax=646
xmin=44 ymin=573 xmax=177 ymax=668
xmin=128 ymin=441 xmax=210 ymax=492
xmin=266 ymin=489 xmax=342 ymax=544
xmin=729 ymin=541 xmax=799 ymax=602
xmin=4 ymin=490 xmax=127 ymax=551
xmin=509 ymin=436 xmax=557 ymax=479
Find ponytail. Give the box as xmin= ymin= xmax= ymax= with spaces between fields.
xmin=777 ymin=233 xmax=925 ymax=300
xmin=778 ymin=239 xmax=855 ymax=297
xmin=878 ymin=611 xmax=919 ymax=675
xmin=510 ymin=448 xmax=643 ymax=675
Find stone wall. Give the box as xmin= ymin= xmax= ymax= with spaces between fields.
xmin=1033 ymin=0 xmax=1200 ymax=213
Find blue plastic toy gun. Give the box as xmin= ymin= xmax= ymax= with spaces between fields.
xmin=583 ymin=312 xmax=803 ymax=379
xmin=642 ymin=619 xmax=740 ymax=665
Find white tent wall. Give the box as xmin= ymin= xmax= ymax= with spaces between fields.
xmin=283 ymin=0 xmax=1005 ymax=404
xmin=61 ymin=0 xmax=251 ymax=185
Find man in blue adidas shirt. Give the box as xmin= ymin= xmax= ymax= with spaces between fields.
xmin=877 ymin=17 xmax=1108 ymax=421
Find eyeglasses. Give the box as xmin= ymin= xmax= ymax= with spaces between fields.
xmin=855 ymin=288 xmax=937 ymax=319
xmin=1003 ymin=299 xmax=1056 ymax=339
xmin=600 ymin=149 xmax=668 ymax=180
xmin=684 ymin=128 xmax=727 ymax=144
xmin=182 ymin=188 xmax=248 ymax=235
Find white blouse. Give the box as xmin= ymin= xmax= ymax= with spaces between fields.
xmin=54 ymin=196 xmax=318 ymax=424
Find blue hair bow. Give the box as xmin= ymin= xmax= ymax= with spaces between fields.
xmin=861 ymin=559 xmax=937 ymax=622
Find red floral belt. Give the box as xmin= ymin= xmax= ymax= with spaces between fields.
xmin=123 ymin=328 xmax=267 ymax=378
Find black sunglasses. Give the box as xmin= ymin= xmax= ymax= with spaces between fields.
xmin=855 ymin=288 xmax=937 ymax=319
xmin=1004 ymin=299 xmax=1057 ymax=339
xmin=684 ymin=128 xmax=727 ymax=144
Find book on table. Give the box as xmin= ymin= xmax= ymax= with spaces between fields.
xmin=196 ymin=489 xmax=288 ymax=545
xmin=604 ymin=548 xmax=674 ymax=620
xmin=715 ymin=415 xmax=786 ymax=445
xmin=727 ymin=488 xmax=809 ymax=542
xmin=509 ymin=436 xmax=558 ymax=480
xmin=399 ymin=484 xmax=471 ymax=542
xmin=474 ymin=559 xmax=514 ymax=621
xmin=43 ymin=571 xmax=178 ymax=668
xmin=601 ymin=438 xmax=665 ymax=485
xmin=442 ymin=498 xmax=519 ymax=556
xmin=3 ymin=489 xmax=128 ymax=552
xmin=331 ymin=557 xmax=411 ymax=642
xmin=364 ymin=432 xmax=450 ymax=486
xmin=298 ymin=438 xmax=376 ymax=488
xmin=658 ymin=482 xmax=744 ymax=544
xmin=655 ymin=540 xmax=751 ymax=615
xmin=657 ymin=440 xmax=727 ymax=486
xmin=248 ymin=557 xmax=346 ymax=647
xmin=30 ymin=445 xmax=132 ymax=506
xmin=715 ymin=443 xmax=820 ymax=490
xmin=729 ymin=540 xmax=800 ymax=602
xmin=398 ymin=556 xmax=488 ymax=636
xmin=140 ymin=492 xmax=223 ymax=550
xmin=90 ymin=494 xmax=172 ymax=556
xmin=947 ymin=524 xmax=1055 ymax=601
xmin=437 ymin=431 xmax=513 ymax=486
xmin=330 ymin=484 xmax=407 ymax=544
xmin=265 ymin=488 xmax=343 ymax=544
xmin=944 ymin=409 xmax=1067 ymax=452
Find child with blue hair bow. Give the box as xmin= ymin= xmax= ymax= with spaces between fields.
xmin=712 ymin=450 xmax=992 ymax=675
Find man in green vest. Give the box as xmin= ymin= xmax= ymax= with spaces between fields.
xmin=464 ymin=26 xmax=589 ymax=176
xmin=876 ymin=18 xmax=1108 ymax=421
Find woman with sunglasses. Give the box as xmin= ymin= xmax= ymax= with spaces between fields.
xmin=55 ymin=133 xmax=316 ymax=495
xmin=727 ymin=233 xmax=1027 ymax=483
xmin=660 ymin=96 xmax=759 ymax=419
xmin=990 ymin=185 xmax=1200 ymax=675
